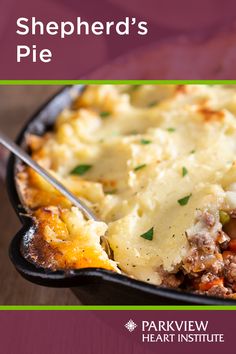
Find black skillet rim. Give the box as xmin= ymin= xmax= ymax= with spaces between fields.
xmin=6 ymin=84 xmax=236 ymax=305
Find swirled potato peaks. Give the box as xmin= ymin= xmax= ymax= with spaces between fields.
xmin=18 ymin=85 xmax=236 ymax=298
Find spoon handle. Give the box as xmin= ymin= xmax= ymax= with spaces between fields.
xmin=0 ymin=131 xmax=98 ymax=221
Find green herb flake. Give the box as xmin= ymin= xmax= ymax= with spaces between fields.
xmin=100 ymin=111 xmax=111 ymax=119
xmin=140 ymin=139 xmax=152 ymax=145
xmin=182 ymin=166 xmax=188 ymax=177
xmin=190 ymin=149 xmax=196 ymax=154
xmin=105 ymin=189 xmax=117 ymax=195
xmin=130 ymin=130 xmax=138 ymax=135
xmin=178 ymin=194 xmax=192 ymax=206
xmin=131 ymin=85 xmax=141 ymax=92
xmin=71 ymin=164 xmax=92 ymax=176
xmin=148 ymin=101 xmax=158 ymax=108
xmin=140 ymin=227 xmax=154 ymax=241
xmin=111 ymin=131 xmax=119 ymax=136
xmin=134 ymin=164 xmax=147 ymax=171
xmin=219 ymin=210 xmax=230 ymax=225
xmin=167 ymin=127 xmax=176 ymax=132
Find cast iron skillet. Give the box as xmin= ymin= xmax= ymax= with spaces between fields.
xmin=7 ymin=85 xmax=236 ymax=305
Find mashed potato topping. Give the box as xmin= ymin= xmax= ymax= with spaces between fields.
xmin=17 ymin=85 xmax=236 ymax=295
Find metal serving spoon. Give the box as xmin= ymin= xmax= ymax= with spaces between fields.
xmin=0 ymin=131 xmax=98 ymax=221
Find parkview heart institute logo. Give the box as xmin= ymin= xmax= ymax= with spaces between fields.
xmin=125 ymin=319 xmax=138 ymax=333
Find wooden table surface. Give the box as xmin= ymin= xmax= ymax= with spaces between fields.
xmin=0 ymin=86 xmax=80 ymax=305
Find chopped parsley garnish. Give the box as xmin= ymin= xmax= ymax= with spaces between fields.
xmin=178 ymin=194 xmax=192 ymax=206
xmin=219 ymin=210 xmax=230 ymax=225
xmin=111 ymin=131 xmax=119 ymax=136
xmin=105 ymin=189 xmax=117 ymax=195
xmin=182 ymin=166 xmax=188 ymax=177
xmin=131 ymin=85 xmax=141 ymax=92
xmin=134 ymin=164 xmax=147 ymax=171
xmin=71 ymin=164 xmax=92 ymax=175
xmin=167 ymin=127 xmax=176 ymax=132
xmin=140 ymin=227 xmax=154 ymax=241
xmin=190 ymin=149 xmax=196 ymax=154
xmin=148 ymin=101 xmax=158 ymax=107
xmin=100 ymin=111 xmax=111 ymax=119
xmin=140 ymin=139 xmax=152 ymax=145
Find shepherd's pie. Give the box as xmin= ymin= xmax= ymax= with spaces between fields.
xmin=17 ymin=85 xmax=236 ymax=298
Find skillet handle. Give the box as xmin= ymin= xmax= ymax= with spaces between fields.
xmin=9 ymin=221 xmax=235 ymax=305
xmin=9 ymin=222 xmax=81 ymax=288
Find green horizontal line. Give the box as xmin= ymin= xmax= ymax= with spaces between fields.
xmin=0 ymin=80 xmax=236 ymax=85
xmin=0 ymin=306 xmax=236 ymax=310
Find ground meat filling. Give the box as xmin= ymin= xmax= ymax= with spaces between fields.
xmin=224 ymin=253 xmax=236 ymax=284
xmin=183 ymin=210 xmax=227 ymax=274
xmin=179 ymin=209 xmax=236 ymax=298
xmin=207 ymin=284 xmax=230 ymax=297
xmin=158 ymin=266 xmax=183 ymax=288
